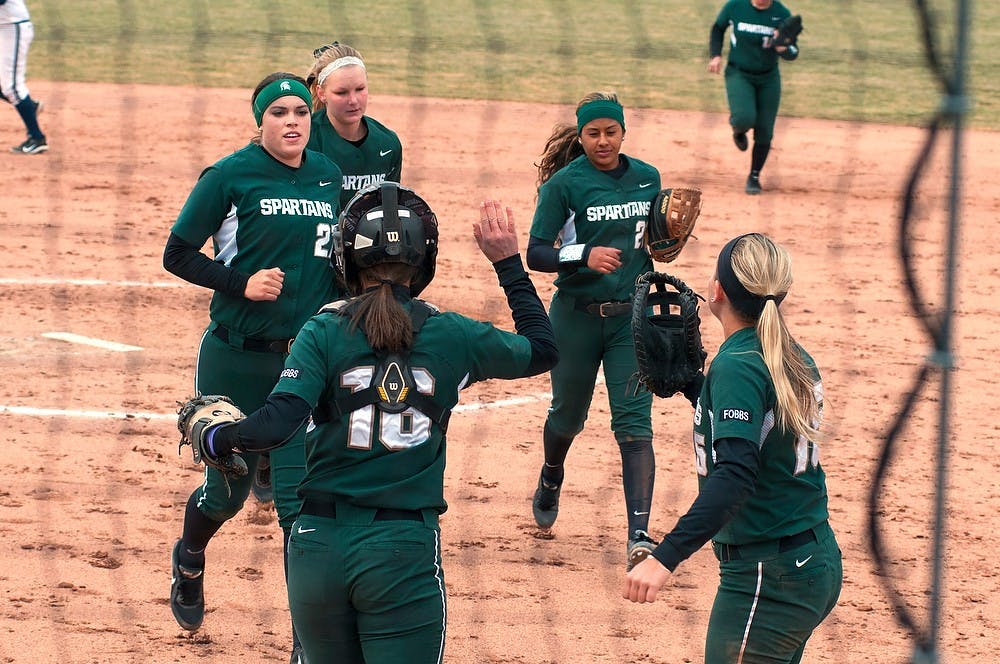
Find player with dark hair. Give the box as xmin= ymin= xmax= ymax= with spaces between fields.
xmin=162 ymin=71 xmax=343 ymax=663
xmin=526 ymin=91 xmax=664 ymax=571
xmin=708 ymin=0 xmax=801 ymax=195
xmin=1 ymin=0 xmax=46 ymax=154
xmin=176 ymin=182 xmax=557 ymax=663
xmin=623 ymin=233 xmax=842 ymax=663
xmin=305 ymin=41 xmax=402 ymax=210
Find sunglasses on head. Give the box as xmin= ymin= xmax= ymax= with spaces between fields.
xmin=313 ymin=41 xmax=340 ymax=58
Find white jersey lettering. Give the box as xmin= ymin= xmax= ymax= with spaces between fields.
xmin=258 ymin=198 xmax=336 ymax=219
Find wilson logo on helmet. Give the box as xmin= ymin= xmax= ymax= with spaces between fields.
xmin=333 ymin=181 xmax=439 ymax=297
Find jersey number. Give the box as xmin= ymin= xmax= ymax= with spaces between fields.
xmin=634 ymin=220 xmax=646 ymax=250
xmin=314 ymin=223 xmax=334 ymax=259
xmin=693 ymin=431 xmax=708 ymax=476
xmin=340 ymin=366 xmax=434 ymax=450
xmin=795 ymin=381 xmax=825 ymax=474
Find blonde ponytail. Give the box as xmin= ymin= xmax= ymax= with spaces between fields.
xmin=730 ymin=235 xmax=820 ymax=441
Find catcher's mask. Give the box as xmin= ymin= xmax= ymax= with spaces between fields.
xmin=332 ymin=181 xmax=439 ymax=297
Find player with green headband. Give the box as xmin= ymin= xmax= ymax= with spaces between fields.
xmin=163 ymin=71 xmax=344 ymax=664
xmin=526 ymin=91 xmax=667 ymax=571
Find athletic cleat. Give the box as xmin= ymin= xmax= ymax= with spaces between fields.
xmin=532 ymin=468 xmax=562 ymax=529
xmin=11 ymin=136 xmax=47 ymax=155
xmin=170 ymin=539 xmax=205 ymax=631
xmin=745 ymin=174 xmax=762 ymax=195
xmin=252 ymin=454 xmax=274 ymax=504
xmin=733 ymin=131 xmax=748 ymax=152
xmin=626 ymin=530 xmax=657 ymax=572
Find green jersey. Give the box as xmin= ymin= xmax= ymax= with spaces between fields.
xmin=307 ymin=112 xmax=403 ymax=210
xmin=714 ymin=0 xmax=793 ymax=73
xmin=273 ymin=301 xmax=534 ymax=513
xmin=694 ymin=327 xmax=828 ymax=544
xmin=170 ymin=144 xmax=344 ymax=339
xmin=530 ymin=154 xmax=660 ymax=302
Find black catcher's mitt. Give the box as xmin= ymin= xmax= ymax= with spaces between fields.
xmin=772 ymin=14 xmax=803 ymax=48
xmin=177 ymin=394 xmax=247 ymax=490
xmin=645 ymin=188 xmax=702 ymax=263
xmin=630 ymin=272 xmax=707 ymax=398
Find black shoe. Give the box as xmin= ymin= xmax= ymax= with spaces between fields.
xmin=289 ymin=645 xmax=304 ymax=664
xmin=252 ymin=454 xmax=274 ymax=504
xmin=745 ymin=174 xmax=762 ymax=195
xmin=733 ymin=131 xmax=748 ymax=152
xmin=626 ymin=529 xmax=657 ymax=572
xmin=11 ymin=136 xmax=47 ymax=154
xmin=532 ymin=468 xmax=562 ymax=529
xmin=170 ymin=539 xmax=205 ymax=631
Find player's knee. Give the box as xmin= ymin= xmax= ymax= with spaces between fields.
xmin=730 ymin=112 xmax=756 ymax=132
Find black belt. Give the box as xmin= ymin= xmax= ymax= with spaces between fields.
xmin=300 ymin=498 xmax=423 ymax=522
xmin=713 ymin=526 xmax=819 ymax=563
xmin=727 ymin=62 xmax=774 ymax=76
xmin=212 ymin=325 xmax=293 ymax=354
xmin=576 ymin=300 xmax=632 ymax=318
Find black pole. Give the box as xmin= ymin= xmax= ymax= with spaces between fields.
xmin=919 ymin=0 xmax=971 ymax=661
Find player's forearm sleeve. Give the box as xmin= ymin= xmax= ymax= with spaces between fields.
xmin=651 ymin=437 xmax=760 ymax=571
xmin=163 ymin=232 xmax=250 ymax=298
xmin=494 ymin=254 xmax=558 ymax=376
xmin=780 ymin=44 xmax=799 ymax=61
xmin=212 ymin=392 xmax=313 ymax=454
xmin=709 ymin=23 xmax=726 ymax=57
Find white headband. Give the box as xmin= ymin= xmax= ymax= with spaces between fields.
xmin=317 ymin=56 xmax=366 ymax=86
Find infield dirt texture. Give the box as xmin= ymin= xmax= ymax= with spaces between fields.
xmin=0 ymin=80 xmax=996 ymax=663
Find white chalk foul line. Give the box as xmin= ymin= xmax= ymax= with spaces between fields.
xmin=0 ymin=391 xmax=555 ymax=421
xmin=42 ymin=332 xmax=143 ymax=352
xmin=0 ymin=405 xmax=175 ymax=420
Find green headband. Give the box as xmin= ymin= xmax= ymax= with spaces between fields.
xmin=252 ymin=78 xmax=312 ymax=125
xmin=576 ymin=99 xmax=625 ymax=133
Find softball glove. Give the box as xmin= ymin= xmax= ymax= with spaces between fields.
xmin=176 ymin=394 xmax=247 ymax=488
xmin=631 ymin=272 xmax=707 ymax=398
xmin=645 ymin=188 xmax=702 ymax=263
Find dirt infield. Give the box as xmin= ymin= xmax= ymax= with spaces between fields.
xmin=0 ymin=80 xmax=997 ymax=663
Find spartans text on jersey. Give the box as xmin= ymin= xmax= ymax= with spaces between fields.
xmin=586 ymin=200 xmax=652 ymax=222
xmin=259 ymin=198 xmax=336 ymax=218
xmin=343 ymin=173 xmax=389 ymax=193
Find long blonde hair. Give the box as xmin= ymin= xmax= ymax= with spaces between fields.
xmin=535 ymin=91 xmax=620 ymax=189
xmin=730 ymin=234 xmax=821 ymax=441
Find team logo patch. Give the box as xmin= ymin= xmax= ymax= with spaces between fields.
xmin=720 ymin=408 xmax=752 ymax=423
xmin=280 ymin=368 xmax=301 ymax=379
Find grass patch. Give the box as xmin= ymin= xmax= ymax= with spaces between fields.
xmin=28 ymin=0 xmax=995 ymax=128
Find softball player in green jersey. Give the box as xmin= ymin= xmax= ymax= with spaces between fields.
xmin=164 ymin=73 xmax=343 ymax=660
xmin=623 ymin=233 xmax=842 ymax=664
xmin=192 ymin=184 xmax=558 ymax=663
xmin=526 ymin=91 xmax=664 ymax=570
xmin=305 ymin=41 xmax=403 ymax=211
xmin=708 ymin=0 xmax=800 ymax=195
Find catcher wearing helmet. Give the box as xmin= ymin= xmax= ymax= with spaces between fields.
xmin=175 ymin=182 xmax=557 ymax=663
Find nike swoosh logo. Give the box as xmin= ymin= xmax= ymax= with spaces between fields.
xmin=319 ymin=181 xmax=333 ymax=187
xmin=297 ymin=526 xmax=316 ymax=534
xmin=380 ymin=149 xmax=393 ymax=156
xmin=795 ymin=555 xmax=813 ymax=567
xmin=632 ymin=510 xmax=649 ymax=516
xmin=639 ymin=183 xmax=653 ymax=188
